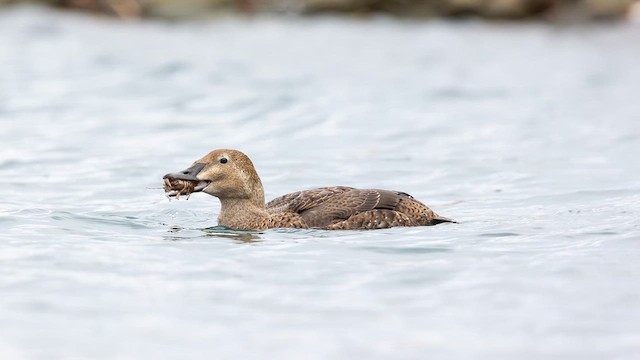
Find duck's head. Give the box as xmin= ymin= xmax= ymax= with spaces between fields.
xmin=163 ymin=149 xmax=264 ymax=202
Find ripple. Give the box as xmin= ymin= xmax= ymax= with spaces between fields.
xmin=480 ymin=232 xmax=521 ymax=237
xmin=357 ymin=246 xmax=452 ymax=254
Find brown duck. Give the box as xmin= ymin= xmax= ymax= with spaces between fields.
xmin=163 ymin=149 xmax=455 ymax=230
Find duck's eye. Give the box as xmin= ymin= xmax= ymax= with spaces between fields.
xmin=219 ymin=158 xmax=228 ymax=164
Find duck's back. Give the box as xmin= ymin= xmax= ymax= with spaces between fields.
xmin=266 ymin=186 xmax=453 ymax=230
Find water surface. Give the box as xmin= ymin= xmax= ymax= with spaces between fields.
xmin=1 ymin=7 xmax=639 ymax=360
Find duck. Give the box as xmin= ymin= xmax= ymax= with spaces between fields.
xmin=163 ymin=149 xmax=455 ymax=230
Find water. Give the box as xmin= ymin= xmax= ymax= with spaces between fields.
xmin=1 ymin=6 xmax=640 ymax=359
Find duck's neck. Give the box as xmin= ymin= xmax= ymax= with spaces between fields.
xmin=217 ymin=197 xmax=268 ymax=230
xmin=216 ymin=169 xmax=268 ymax=230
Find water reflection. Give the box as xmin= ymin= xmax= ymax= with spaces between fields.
xmin=162 ymin=225 xmax=263 ymax=242
xmin=201 ymin=226 xmax=263 ymax=243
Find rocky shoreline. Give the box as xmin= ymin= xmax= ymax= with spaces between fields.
xmin=0 ymin=0 xmax=637 ymax=21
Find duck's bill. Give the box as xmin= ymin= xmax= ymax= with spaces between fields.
xmin=162 ymin=163 xmax=209 ymax=199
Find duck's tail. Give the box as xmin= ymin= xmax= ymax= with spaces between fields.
xmin=432 ymin=215 xmax=457 ymax=224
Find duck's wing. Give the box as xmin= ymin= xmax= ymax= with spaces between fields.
xmin=268 ymin=187 xmax=454 ymax=229
xmin=296 ymin=188 xmax=414 ymax=228
xmin=266 ymin=186 xmax=354 ymax=215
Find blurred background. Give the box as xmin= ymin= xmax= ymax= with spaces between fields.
xmin=1 ymin=1 xmax=640 ymax=360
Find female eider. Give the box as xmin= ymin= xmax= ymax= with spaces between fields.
xmin=163 ymin=149 xmax=455 ymax=230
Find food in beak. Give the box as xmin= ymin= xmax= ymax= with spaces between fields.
xmin=162 ymin=163 xmax=209 ymax=200
xmin=163 ymin=178 xmax=198 ymax=200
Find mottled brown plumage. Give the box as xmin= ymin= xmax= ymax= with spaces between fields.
xmin=163 ymin=149 xmax=455 ymax=231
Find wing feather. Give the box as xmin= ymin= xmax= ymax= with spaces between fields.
xmin=266 ymin=186 xmax=353 ymax=214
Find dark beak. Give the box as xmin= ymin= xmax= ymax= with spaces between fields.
xmin=163 ymin=163 xmax=206 ymax=181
